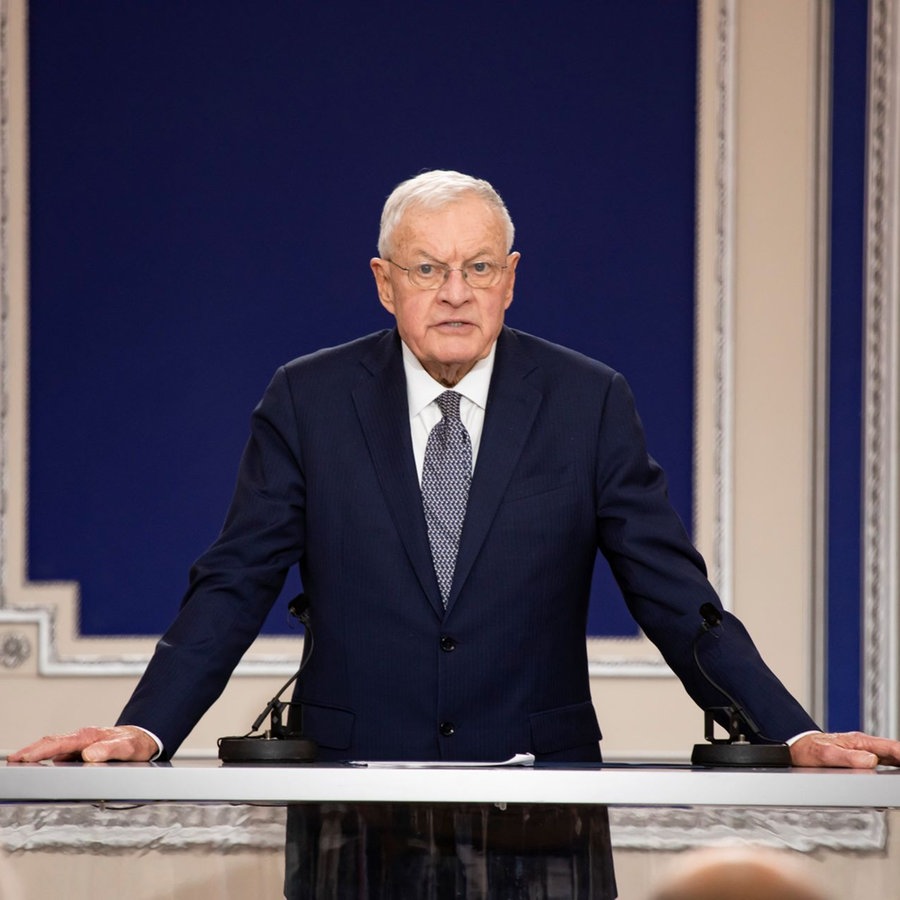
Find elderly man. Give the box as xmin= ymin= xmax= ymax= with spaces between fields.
xmin=11 ymin=171 xmax=900 ymax=898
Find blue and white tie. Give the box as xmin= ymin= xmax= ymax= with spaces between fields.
xmin=421 ymin=391 xmax=472 ymax=606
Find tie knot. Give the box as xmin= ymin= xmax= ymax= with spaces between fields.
xmin=436 ymin=390 xmax=462 ymax=421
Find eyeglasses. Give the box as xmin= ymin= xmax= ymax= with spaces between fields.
xmin=386 ymin=257 xmax=509 ymax=290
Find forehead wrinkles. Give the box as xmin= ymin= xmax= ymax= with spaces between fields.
xmin=392 ymin=201 xmax=506 ymax=261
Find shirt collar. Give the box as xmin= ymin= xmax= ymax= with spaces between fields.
xmin=401 ymin=339 xmax=496 ymax=419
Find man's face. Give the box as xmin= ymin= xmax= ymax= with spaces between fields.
xmin=370 ymin=195 xmax=519 ymax=387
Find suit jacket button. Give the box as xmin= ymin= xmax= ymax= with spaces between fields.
xmin=440 ymin=636 xmax=456 ymax=652
xmin=439 ymin=721 xmax=455 ymax=737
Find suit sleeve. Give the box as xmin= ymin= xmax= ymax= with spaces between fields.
xmin=595 ymin=373 xmax=819 ymax=742
xmin=117 ymin=367 xmax=306 ymax=756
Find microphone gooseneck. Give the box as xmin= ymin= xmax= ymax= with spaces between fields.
xmin=217 ymin=593 xmax=318 ymax=764
xmin=690 ymin=604 xmax=792 ymax=768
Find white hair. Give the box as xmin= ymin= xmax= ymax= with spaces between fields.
xmin=377 ymin=170 xmax=515 ymax=258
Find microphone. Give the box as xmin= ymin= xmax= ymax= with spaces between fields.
xmin=218 ymin=593 xmax=318 ymax=764
xmin=690 ymin=602 xmax=792 ymax=767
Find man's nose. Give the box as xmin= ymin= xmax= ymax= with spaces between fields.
xmin=436 ymin=268 xmax=473 ymax=304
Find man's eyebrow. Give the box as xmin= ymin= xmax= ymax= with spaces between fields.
xmin=407 ymin=247 xmax=499 ymax=263
xmin=464 ymin=247 xmax=499 ymax=261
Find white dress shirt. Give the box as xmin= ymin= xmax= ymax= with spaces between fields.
xmin=401 ymin=339 xmax=496 ymax=484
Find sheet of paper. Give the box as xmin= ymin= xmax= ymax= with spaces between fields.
xmin=345 ymin=753 xmax=535 ymax=768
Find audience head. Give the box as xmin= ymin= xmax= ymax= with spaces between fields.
xmin=648 ymin=846 xmax=830 ymax=900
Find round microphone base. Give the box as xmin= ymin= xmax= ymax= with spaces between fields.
xmin=691 ymin=741 xmax=792 ymax=768
xmin=218 ymin=736 xmax=317 ymax=764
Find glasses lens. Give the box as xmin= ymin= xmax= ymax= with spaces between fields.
xmin=409 ymin=263 xmax=445 ymax=288
xmin=465 ymin=262 xmax=501 ymax=287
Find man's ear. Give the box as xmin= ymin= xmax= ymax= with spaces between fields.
xmin=503 ymin=251 xmax=521 ymax=310
xmin=370 ymin=258 xmax=395 ymax=314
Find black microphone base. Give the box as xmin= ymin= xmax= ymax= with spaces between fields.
xmin=218 ymin=736 xmax=317 ymax=764
xmin=691 ymin=741 xmax=792 ymax=767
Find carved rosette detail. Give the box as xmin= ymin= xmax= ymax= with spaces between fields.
xmin=0 ymin=630 xmax=30 ymax=667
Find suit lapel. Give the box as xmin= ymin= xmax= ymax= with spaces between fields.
xmin=447 ymin=328 xmax=542 ymax=611
xmin=351 ymin=328 xmax=543 ymax=618
xmin=352 ymin=331 xmax=444 ymax=616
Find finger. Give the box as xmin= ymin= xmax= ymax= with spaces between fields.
xmin=818 ymin=745 xmax=879 ymax=769
xmin=791 ymin=732 xmax=882 ymax=768
xmin=7 ymin=727 xmax=108 ymax=763
xmin=7 ymin=726 xmax=143 ymax=763
xmin=822 ymin=731 xmax=900 ymax=766
xmin=81 ymin=730 xmax=156 ymax=763
xmin=6 ymin=745 xmax=82 ymax=763
xmin=844 ymin=733 xmax=900 ymax=765
xmin=80 ymin=740 xmax=126 ymax=763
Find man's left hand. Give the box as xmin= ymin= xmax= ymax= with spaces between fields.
xmin=790 ymin=731 xmax=900 ymax=768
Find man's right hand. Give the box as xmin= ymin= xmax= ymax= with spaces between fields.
xmin=6 ymin=725 xmax=158 ymax=763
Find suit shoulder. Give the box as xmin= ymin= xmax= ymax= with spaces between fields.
xmin=278 ymin=330 xmax=393 ymax=381
xmin=248 ymin=331 xmax=394 ymax=416
xmin=504 ymin=328 xmax=620 ymax=384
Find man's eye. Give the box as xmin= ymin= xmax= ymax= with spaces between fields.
xmin=416 ymin=264 xmax=436 ymax=277
xmin=469 ymin=261 xmax=491 ymax=274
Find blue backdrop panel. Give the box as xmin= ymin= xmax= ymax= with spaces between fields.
xmin=826 ymin=0 xmax=867 ymax=731
xmin=28 ymin=2 xmax=698 ymax=637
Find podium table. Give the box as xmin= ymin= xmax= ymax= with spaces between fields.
xmin=3 ymin=758 xmax=900 ymax=806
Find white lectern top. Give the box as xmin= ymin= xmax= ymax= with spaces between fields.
xmin=2 ymin=760 xmax=899 ymax=809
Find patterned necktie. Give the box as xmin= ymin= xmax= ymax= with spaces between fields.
xmin=421 ymin=390 xmax=473 ymax=606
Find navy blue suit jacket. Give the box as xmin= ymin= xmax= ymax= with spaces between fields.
xmin=119 ymin=326 xmax=818 ymax=759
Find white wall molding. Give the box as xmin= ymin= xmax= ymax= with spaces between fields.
xmin=696 ymin=0 xmax=737 ymax=609
xmin=0 ymin=802 xmax=884 ymax=855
